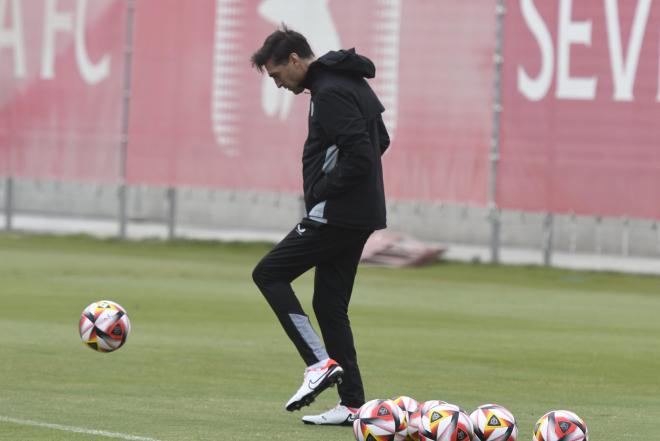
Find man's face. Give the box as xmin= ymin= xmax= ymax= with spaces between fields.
xmin=265 ymin=53 xmax=307 ymax=95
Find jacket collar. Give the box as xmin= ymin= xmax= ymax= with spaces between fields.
xmin=300 ymin=61 xmax=323 ymax=93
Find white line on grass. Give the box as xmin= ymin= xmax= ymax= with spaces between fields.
xmin=0 ymin=415 xmax=164 ymax=441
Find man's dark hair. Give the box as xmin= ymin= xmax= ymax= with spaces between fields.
xmin=250 ymin=25 xmax=314 ymax=72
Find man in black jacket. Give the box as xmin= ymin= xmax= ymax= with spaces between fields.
xmin=250 ymin=25 xmax=389 ymax=426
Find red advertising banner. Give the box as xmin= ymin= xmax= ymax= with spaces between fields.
xmin=2 ymin=0 xmax=494 ymax=204
xmin=0 ymin=0 xmax=125 ymax=182
xmin=5 ymin=1 xmax=660 ymax=219
xmin=126 ymin=0 xmax=494 ymax=204
xmin=500 ymin=0 xmax=660 ymax=219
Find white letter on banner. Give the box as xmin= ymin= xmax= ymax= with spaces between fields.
xmin=0 ymin=0 xmax=27 ymax=77
xmin=556 ymin=0 xmax=596 ymax=99
xmin=657 ymin=38 xmax=660 ymax=101
xmin=517 ymin=0 xmax=554 ymax=101
xmin=41 ymin=0 xmax=73 ymax=79
xmin=75 ymin=0 xmax=110 ymax=84
xmin=605 ymin=0 xmax=651 ymax=101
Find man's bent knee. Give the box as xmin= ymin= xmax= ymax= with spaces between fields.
xmin=252 ymin=261 xmax=268 ymax=288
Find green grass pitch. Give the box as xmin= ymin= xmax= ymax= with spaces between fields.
xmin=0 ymin=233 xmax=658 ymax=440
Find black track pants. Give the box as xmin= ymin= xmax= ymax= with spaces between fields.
xmin=252 ymin=219 xmax=372 ymax=408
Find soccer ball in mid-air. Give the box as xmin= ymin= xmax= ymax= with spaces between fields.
xmin=393 ymin=396 xmax=421 ymax=441
xmin=353 ymin=398 xmax=408 ymax=441
xmin=533 ymin=410 xmax=588 ymax=441
xmin=418 ymin=402 xmax=474 ymax=441
xmin=470 ymin=404 xmax=518 ymax=441
xmin=79 ymin=300 xmax=131 ymax=353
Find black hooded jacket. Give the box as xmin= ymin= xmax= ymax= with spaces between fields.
xmin=300 ymin=48 xmax=389 ymax=230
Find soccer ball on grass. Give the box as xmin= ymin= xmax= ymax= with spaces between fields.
xmin=470 ymin=404 xmax=518 ymax=441
xmin=393 ymin=396 xmax=421 ymax=441
xmin=532 ymin=410 xmax=588 ymax=441
xmin=79 ymin=300 xmax=131 ymax=353
xmin=353 ymin=398 xmax=408 ymax=441
xmin=418 ymin=402 xmax=474 ymax=441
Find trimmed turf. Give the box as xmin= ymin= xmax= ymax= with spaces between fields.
xmin=0 ymin=233 xmax=658 ymax=440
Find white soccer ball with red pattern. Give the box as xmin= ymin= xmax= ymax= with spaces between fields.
xmin=79 ymin=300 xmax=131 ymax=352
xmin=470 ymin=404 xmax=518 ymax=441
xmin=353 ymin=399 xmax=408 ymax=441
xmin=533 ymin=410 xmax=588 ymax=441
xmin=393 ymin=396 xmax=421 ymax=441
xmin=419 ymin=400 xmax=448 ymax=417
xmin=418 ymin=402 xmax=474 ymax=441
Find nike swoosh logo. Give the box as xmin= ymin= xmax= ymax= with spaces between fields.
xmin=347 ymin=414 xmax=357 ymax=422
xmin=308 ymin=375 xmax=325 ymax=387
xmin=296 ymin=224 xmax=306 ymax=235
xmin=307 ymin=367 xmax=335 ymax=388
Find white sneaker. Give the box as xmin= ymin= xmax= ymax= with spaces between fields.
xmin=302 ymin=404 xmax=359 ymax=426
xmin=285 ymin=359 xmax=344 ymax=412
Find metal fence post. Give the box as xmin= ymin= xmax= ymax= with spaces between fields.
xmin=4 ymin=176 xmax=13 ymax=231
xmin=569 ymin=212 xmax=577 ymax=253
xmin=594 ymin=216 xmax=603 ymax=254
xmin=542 ymin=212 xmax=554 ymax=266
xmin=118 ymin=183 xmax=128 ymax=238
xmin=621 ymin=216 xmax=629 ymax=257
xmin=167 ymin=187 xmax=177 ymax=240
xmin=489 ymin=0 xmax=506 ymax=264
xmin=118 ymin=0 xmax=136 ymax=239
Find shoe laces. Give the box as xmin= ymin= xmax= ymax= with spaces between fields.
xmin=325 ymin=404 xmax=357 ymax=417
xmin=304 ymin=359 xmax=333 ymax=375
xmin=324 ymin=404 xmax=347 ymax=418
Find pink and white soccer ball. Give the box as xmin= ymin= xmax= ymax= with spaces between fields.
xmin=533 ymin=410 xmax=588 ymax=441
xmin=393 ymin=396 xmax=421 ymax=441
xmin=353 ymin=399 xmax=408 ymax=441
xmin=418 ymin=402 xmax=474 ymax=441
xmin=469 ymin=404 xmax=518 ymax=441
xmin=79 ymin=300 xmax=131 ymax=353
xmin=418 ymin=400 xmax=448 ymax=418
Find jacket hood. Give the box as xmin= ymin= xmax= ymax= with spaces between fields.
xmin=313 ymin=48 xmax=376 ymax=78
xmin=301 ymin=48 xmax=376 ymax=91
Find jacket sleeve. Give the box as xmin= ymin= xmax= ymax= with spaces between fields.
xmin=377 ymin=114 xmax=390 ymax=155
xmin=311 ymin=87 xmax=375 ymax=202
